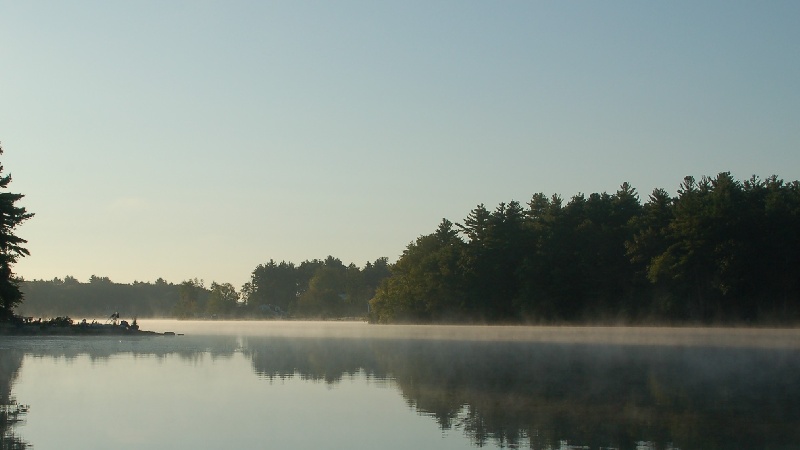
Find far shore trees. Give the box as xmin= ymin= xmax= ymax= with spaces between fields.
xmin=0 ymin=144 xmax=34 ymax=321
xmin=206 ymin=282 xmax=240 ymax=316
xmin=242 ymin=256 xmax=390 ymax=318
xmin=10 ymin=164 xmax=799 ymax=325
xmin=370 ymin=173 xmax=800 ymax=324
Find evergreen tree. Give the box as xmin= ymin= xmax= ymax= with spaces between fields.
xmin=0 ymin=144 xmax=34 ymax=321
xmin=245 ymin=260 xmax=298 ymax=311
xmin=373 ymin=174 xmax=800 ymax=324
xmin=626 ymin=188 xmax=675 ymax=317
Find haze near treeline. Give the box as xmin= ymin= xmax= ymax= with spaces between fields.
xmin=15 ymin=171 xmax=800 ymax=325
xmin=1 ymin=2 xmax=799 ymax=288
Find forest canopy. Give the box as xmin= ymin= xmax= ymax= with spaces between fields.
xmin=369 ymin=173 xmax=800 ymax=324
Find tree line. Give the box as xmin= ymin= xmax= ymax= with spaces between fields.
xmin=7 ymin=165 xmax=800 ymax=324
xmin=18 ymin=276 xmax=182 ymax=318
xmin=18 ymin=256 xmax=391 ymax=319
xmin=167 ymin=255 xmax=391 ymax=319
xmin=369 ymin=173 xmax=800 ymax=324
xmin=1 ymin=143 xmax=388 ymax=321
xmin=242 ymin=256 xmax=390 ymax=318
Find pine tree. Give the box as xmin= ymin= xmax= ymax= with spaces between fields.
xmin=0 ymin=144 xmax=34 ymax=321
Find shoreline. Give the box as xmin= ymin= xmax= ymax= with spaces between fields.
xmin=0 ymin=321 xmax=170 ymax=336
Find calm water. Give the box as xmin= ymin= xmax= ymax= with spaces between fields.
xmin=2 ymin=321 xmax=800 ymax=450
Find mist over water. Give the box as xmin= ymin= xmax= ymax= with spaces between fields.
xmin=142 ymin=319 xmax=800 ymax=348
xmin=2 ymin=321 xmax=799 ymax=449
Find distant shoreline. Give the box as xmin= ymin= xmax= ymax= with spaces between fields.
xmin=0 ymin=321 xmax=167 ymax=336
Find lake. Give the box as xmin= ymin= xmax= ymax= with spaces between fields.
xmin=2 ymin=321 xmax=799 ymax=449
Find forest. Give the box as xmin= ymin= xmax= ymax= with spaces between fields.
xmin=18 ymin=257 xmax=391 ymax=320
xmin=16 ymin=173 xmax=800 ymax=325
xmin=370 ymin=173 xmax=800 ymax=324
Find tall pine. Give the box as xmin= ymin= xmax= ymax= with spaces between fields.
xmin=0 ymin=144 xmax=34 ymax=321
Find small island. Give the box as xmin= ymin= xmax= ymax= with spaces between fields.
xmin=0 ymin=314 xmax=172 ymax=336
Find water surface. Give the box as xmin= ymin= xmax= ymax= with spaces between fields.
xmin=2 ymin=321 xmax=799 ymax=449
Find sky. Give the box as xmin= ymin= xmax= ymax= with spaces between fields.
xmin=1 ymin=1 xmax=799 ymax=289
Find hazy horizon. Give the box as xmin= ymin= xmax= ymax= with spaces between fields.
xmin=2 ymin=1 xmax=798 ymax=288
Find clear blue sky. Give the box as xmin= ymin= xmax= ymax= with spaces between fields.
xmin=2 ymin=1 xmax=798 ymax=288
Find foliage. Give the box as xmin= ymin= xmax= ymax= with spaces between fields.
xmin=243 ymin=260 xmax=298 ymax=313
xmin=370 ymin=219 xmax=464 ymax=323
xmin=242 ymin=256 xmax=390 ymax=318
xmin=173 ymin=278 xmax=207 ymax=319
xmin=0 ymin=144 xmax=33 ymax=322
xmin=19 ymin=277 xmax=184 ymax=318
xmin=11 ymin=164 xmax=800 ymax=324
xmin=371 ymin=173 xmax=800 ymax=324
xmin=206 ymin=282 xmax=239 ymax=317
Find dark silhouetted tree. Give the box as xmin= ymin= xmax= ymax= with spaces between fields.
xmin=0 ymin=144 xmax=34 ymax=321
xmin=372 ymin=173 xmax=800 ymax=324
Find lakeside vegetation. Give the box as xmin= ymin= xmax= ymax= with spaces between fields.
xmin=18 ymin=257 xmax=391 ymax=320
xmin=4 ymin=151 xmax=800 ymax=325
xmin=371 ymin=173 xmax=800 ymax=324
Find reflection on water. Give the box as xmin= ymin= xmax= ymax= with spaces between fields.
xmin=1 ymin=347 xmax=27 ymax=450
xmin=1 ymin=322 xmax=800 ymax=449
xmin=243 ymin=337 xmax=800 ymax=449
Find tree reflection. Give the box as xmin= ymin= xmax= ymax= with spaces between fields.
xmin=242 ymin=337 xmax=389 ymax=383
xmin=3 ymin=334 xmax=800 ymax=449
xmin=243 ymin=338 xmax=800 ymax=449
xmin=0 ymin=348 xmax=29 ymax=449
